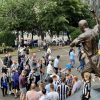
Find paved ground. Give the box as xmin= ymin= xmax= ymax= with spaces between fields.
xmin=0 ymin=46 xmax=100 ymax=100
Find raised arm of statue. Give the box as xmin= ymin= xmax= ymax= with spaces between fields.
xmin=91 ymin=9 xmax=100 ymax=38
xmin=70 ymin=33 xmax=88 ymax=47
xmin=91 ymin=9 xmax=100 ymax=25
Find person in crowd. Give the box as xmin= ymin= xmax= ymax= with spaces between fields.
xmin=20 ymin=46 xmax=26 ymax=57
xmin=35 ymin=67 xmax=40 ymax=86
xmin=19 ymin=57 xmax=24 ymax=72
xmin=39 ymin=89 xmax=49 ymax=100
xmin=3 ymin=54 xmax=8 ymax=66
xmin=24 ymin=46 xmax=30 ymax=65
xmin=46 ymin=61 xmax=54 ymax=79
xmin=52 ymin=75 xmax=60 ymax=90
xmin=26 ymin=83 xmax=40 ymax=100
xmin=38 ymin=38 xmax=43 ymax=50
xmin=48 ymin=54 xmax=53 ymax=62
xmin=38 ymin=82 xmax=45 ymax=97
xmin=47 ymin=84 xmax=59 ymax=100
xmin=7 ymin=68 xmax=12 ymax=95
xmin=71 ymin=76 xmax=82 ymax=95
xmin=39 ymin=59 xmax=45 ymax=81
xmin=77 ymin=50 xmax=86 ymax=72
xmin=65 ymin=69 xmax=73 ymax=96
xmin=25 ymin=46 xmax=30 ymax=56
xmin=27 ymin=68 xmax=36 ymax=90
xmin=19 ymin=70 xmax=27 ymax=100
xmin=57 ymin=77 xmax=69 ymax=100
xmin=57 ymin=67 xmax=62 ymax=79
xmin=82 ymin=72 xmax=91 ymax=100
xmin=1 ymin=72 xmax=8 ymax=96
xmin=12 ymin=68 xmax=19 ymax=98
xmin=0 ymin=44 xmax=88 ymax=100
xmin=66 ymin=74 xmax=73 ymax=93
xmin=43 ymin=40 xmax=47 ymax=51
xmin=47 ymin=46 xmax=51 ymax=55
xmin=61 ymin=64 xmax=72 ymax=74
xmin=69 ymin=49 xmax=75 ymax=67
xmin=29 ymin=53 xmax=37 ymax=68
xmin=11 ymin=61 xmax=18 ymax=70
xmin=7 ymin=54 xmax=12 ymax=68
xmin=18 ymin=54 xmax=22 ymax=65
xmin=45 ymin=53 xmax=49 ymax=66
xmin=24 ymin=64 xmax=31 ymax=77
xmin=54 ymin=55 xmax=60 ymax=74
xmin=2 ymin=65 xmax=8 ymax=74
xmin=69 ymin=47 xmax=73 ymax=56
xmin=41 ymin=56 xmax=46 ymax=66
xmin=47 ymin=61 xmax=54 ymax=75
xmin=45 ymin=77 xmax=53 ymax=93
xmin=15 ymin=38 xmax=18 ymax=48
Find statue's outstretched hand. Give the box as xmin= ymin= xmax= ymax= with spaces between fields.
xmin=90 ymin=9 xmax=100 ymax=24
xmin=90 ymin=9 xmax=96 ymax=17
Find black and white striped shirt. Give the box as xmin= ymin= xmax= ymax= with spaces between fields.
xmin=57 ymin=83 xmax=69 ymax=100
xmin=82 ymin=81 xmax=91 ymax=96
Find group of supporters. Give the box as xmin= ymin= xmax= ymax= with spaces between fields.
xmin=0 ymin=46 xmax=91 ymax=100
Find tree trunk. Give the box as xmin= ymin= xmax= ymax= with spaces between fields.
xmin=32 ymin=31 xmax=34 ymax=40
xmin=21 ymin=31 xmax=24 ymax=47
xmin=50 ymin=30 xmax=53 ymax=38
xmin=67 ymin=32 xmax=70 ymax=41
xmin=57 ymin=31 xmax=60 ymax=37
xmin=41 ymin=33 xmax=44 ymax=41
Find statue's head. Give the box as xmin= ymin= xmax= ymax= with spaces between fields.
xmin=79 ymin=20 xmax=89 ymax=32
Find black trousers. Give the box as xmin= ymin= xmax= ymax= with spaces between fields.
xmin=81 ymin=95 xmax=90 ymax=100
xmin=35 ymin=75 xmax=40 ymax=85
xmin=1 ymin=88 xmax=7 ymax=96
xmin=54 ymin=67 xmax=58 ymax=74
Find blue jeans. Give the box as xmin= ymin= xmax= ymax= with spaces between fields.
xmin=70 ymin=59 xmax=75 ymax=67
xmin=77 ymin=59 xmax=85 ymax=71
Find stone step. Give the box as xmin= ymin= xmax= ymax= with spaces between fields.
xmin=67 ymin=89 xmax=100 ymax=100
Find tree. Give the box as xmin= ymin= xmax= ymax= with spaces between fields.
xmin=0 ymin=0 xmax=93 ymax=44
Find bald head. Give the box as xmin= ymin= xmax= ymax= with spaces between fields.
xmin=79 ymin=20 xmax=88 ymax=27
xmin=79 ymin=20 xmax=89 ymax=32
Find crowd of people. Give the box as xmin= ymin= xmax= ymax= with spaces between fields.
xmin=0 ymin=45 xmax=91 ymax=100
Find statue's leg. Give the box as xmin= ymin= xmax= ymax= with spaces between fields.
xmin=82 ymin=54 xmax=100 ymax=78
xmin=81 ymin=62 xmax=93 ymax=78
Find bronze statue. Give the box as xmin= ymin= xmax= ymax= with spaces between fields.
xmin=70 ymin=10 xmax=100 ymax=77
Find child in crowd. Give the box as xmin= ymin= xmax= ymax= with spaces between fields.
xmin=66 ymin=72 xmax=73 ymax=96
xmin=82 ymin=72 xmax=91 ymax=100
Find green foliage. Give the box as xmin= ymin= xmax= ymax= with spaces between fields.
xmin=0 ymin=31 xmax=16 ymax=46
xmin=68 ymin=26 xmax=81 ymax=40
xmin=0 ymin=0 xmax=95 ymax=44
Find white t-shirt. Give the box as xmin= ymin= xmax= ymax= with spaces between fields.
xmin=47 ymin=48 xmax=51 ymax=54
xmin=47 ymin=91 xmax=59 ymax=100
xmin=47 ymin=64 xmax=54 ymax=75
xmin=39 ymin=95 xmax=49 ymax=100
xmin=54 ymin=58 xmax=59 ymax=68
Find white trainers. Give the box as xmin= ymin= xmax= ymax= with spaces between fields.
xmin=92 ymin=78 xmax=95 ymax=82
xmin=9 ymin=91 xmax=11 ymax=95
